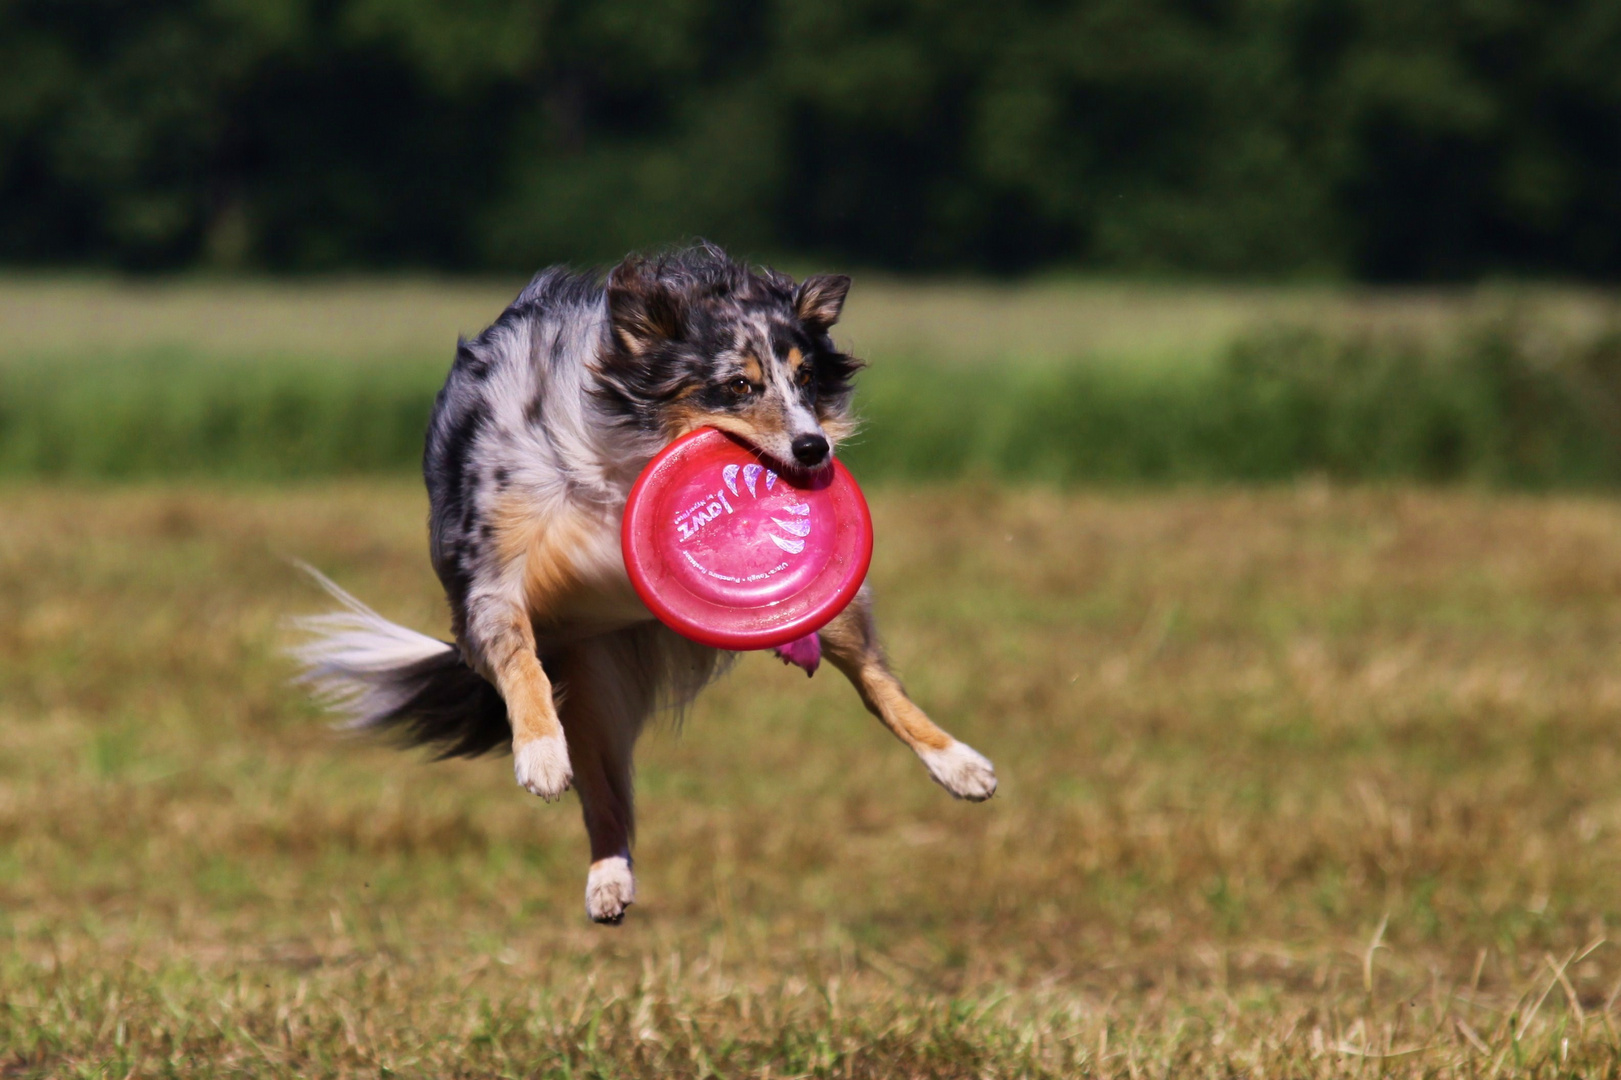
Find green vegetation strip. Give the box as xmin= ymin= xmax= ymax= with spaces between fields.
xmin=6 ymin=324 xmax=1621 ymax=485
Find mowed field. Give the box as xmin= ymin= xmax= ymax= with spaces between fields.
xmin=3 ymin=273 xmax=1616 ymax=366
xmin=6 ymin=480 xmax=1621 ymax=1076
xmin=6 ymin=277 xmax=1621 ymax=1078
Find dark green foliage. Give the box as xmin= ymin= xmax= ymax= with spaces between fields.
xmin=7 ymin=325 xmax=1621 ymax=485
xmin=3 ymin=0 xmax=1620 ymax=278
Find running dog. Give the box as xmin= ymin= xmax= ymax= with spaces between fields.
xmin=294 ymin=244 xmax=997 ymax=924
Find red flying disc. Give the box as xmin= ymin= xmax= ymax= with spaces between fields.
xmin=622 ymin=428 xmax=873 ymax=650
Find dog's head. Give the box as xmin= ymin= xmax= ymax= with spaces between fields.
xmin=595 ymin=244 xmax=861 ymax=471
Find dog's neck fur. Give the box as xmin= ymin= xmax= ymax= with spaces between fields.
xmin=463 ymin=277 xmax=663 ymax=512
xmin=541 ymin=302 xmax=666 ymax=503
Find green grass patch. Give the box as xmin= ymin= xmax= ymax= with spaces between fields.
xmin=5 ymin=321 xmax=1621 ymax=484
xmin=0 ymin=351 xmax=444 ymax=479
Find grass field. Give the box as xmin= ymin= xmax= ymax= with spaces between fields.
xmin=7 ymin=480 xmax=1621 ymax=1076
xmin=5 ymin=274 xmax=1616 ymax=365
xmin=4 ymin=277 xmax=1621 ymax=486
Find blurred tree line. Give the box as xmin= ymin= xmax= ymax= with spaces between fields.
xmin=3 ymin=0 xmax=1620 ymax=279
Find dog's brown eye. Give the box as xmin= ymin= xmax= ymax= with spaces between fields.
xmin=795 ymin=365 xmax=814 ymax=388
xmin=728 ymin=377 xmax=754 ymax=397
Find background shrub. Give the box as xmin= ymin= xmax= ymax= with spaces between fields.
xmin=7 ymin=320 xmax=1621 ymax=486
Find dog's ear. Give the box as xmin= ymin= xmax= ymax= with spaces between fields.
xmin=795 ymin=274 xmax=850 ymax=331
xmin=607 ymin=259 xmax=686 ymax=354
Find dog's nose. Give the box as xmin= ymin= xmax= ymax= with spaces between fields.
xmin=791 ymin=433 xmax=830 ymax=466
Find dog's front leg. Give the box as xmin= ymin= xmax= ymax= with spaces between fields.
xmin=461 ymin=514 xmax=587 ymax=802
xmin=819 ymin=587 xmax=997 ymax=800
xmin=465 ymin=508 xmax=614 ymax=801
xmin=462 ymin=593 xmax=573 ymax=801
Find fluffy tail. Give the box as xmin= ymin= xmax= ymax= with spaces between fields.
xmin=288 ymin=563 xmax=511 ymax=758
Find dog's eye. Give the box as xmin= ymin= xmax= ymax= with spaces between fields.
xmin=794 ymin=364 xmax=814 ymax=388
xmin=727 ymin=377 xmax=754 ymax=397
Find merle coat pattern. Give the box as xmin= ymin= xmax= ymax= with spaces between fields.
xmin=295 ymin=245 xmax=996 ymax=924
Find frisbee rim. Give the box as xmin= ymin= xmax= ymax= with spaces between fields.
xmin=622 ymin=427 xmax=872 ymax=650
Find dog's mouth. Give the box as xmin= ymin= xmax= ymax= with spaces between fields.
xmin=761 ymin=443 xmax=834 ymax=479
xmin=694 ymin=421 xmax=833 ymax=476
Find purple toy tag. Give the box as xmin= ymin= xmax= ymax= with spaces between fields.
xmin=771 ymin=631 xmax=821 ymax=676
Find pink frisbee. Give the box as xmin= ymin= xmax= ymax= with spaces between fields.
xmin=622 ymin=428 xmax=873 ymax=651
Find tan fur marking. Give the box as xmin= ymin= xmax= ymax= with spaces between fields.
xmin=742 ymin=355 xmax=763 ymax=384
xmin=862 ymin=669 xmax=953 ymax=750
xmin=494 ymin=613 xmax=558 ymax=743
xmin=664 ymin=405 xmax=780 ymax=447
xmin=819 ymin=413 xmax=857 ymax=443
xmin=489 ymin=494 xmax=541 ymax=567
xmin=488 ymin=495 xmax=594 ymax=616
xmin=785 ymin=347 xmax=804 ymax=372
xmin=661 ymin=403 xmax=708 ymax=437
xmin=613 ymin=326 xmax=644 ymax=355
xmin=521 ymin=513 xmax=594 ymax=619
xmin=819 ymin=597 xmax=955 ymax=753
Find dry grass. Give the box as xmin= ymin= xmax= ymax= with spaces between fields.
xmin=5 ymin=481 xmax=1621 ymax=1076
xmin=3 ymin=274 xmax=1618 ymax=365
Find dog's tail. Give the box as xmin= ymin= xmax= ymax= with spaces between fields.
xmin=287 ymin=563 xmax=511 ymax=758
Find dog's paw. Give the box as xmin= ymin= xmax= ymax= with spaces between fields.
xmin=918 ymin=740 xmax=998 ymax=801
xmin=585 ymin=856 xmax=636 ymax=924
xmin=513 ymin=734 xmax=573 ymax=801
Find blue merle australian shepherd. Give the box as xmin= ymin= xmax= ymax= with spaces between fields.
xmin=295 ymin=244 xmax=996 ymax=924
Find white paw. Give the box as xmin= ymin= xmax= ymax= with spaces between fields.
xmin=585 ymin=856 xmax=636 ymax=924
xmin=918 ymin=740 xmax=998 ymax=801
xmin=513 ymin=734 xmax=573 ymax=801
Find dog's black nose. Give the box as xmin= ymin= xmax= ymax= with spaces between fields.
xmin=791 ymin=433 xmax=830 ymax=466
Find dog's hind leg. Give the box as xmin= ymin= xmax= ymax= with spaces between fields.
xmin=552 ymin=632 xmax=656 ymax=924
xmin=819 ymin=587 xmax=997 ymax=801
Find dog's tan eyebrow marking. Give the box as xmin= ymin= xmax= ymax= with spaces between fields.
xmin=741 ymin=355 xmax=763 ymax=384
xmin=785 ymin=347 xmax=805 ymax=371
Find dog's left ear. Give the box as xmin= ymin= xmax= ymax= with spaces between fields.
xmin=608 ymin=259 xmax=686 ymax=355
xmin=795 ymin=274 xmax=850 ymax=331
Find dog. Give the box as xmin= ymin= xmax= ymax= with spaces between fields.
xmin=294 ymin=243 xmax=997 ymax=924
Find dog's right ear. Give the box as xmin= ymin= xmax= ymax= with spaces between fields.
xmin=795 ymin=274 xmax=850 ymax=332
xmin=607 ymin=259 xmax=685 ymax=355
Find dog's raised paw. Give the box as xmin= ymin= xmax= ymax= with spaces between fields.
xmin=585 ymin=856 xmax=636 ymax=924
xmin=513 ymin=734 xmax=573 ymax=801
xmin=919 ymin=740 xmax=998 ymax=801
